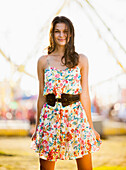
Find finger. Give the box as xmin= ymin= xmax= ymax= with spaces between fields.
xmin=96 ymin=135 xmax=100 ymax=140
xmin=97 ymin=134 xmax=100 ymax=138
xmin=97 ymin=133 xmax=100 ymax=138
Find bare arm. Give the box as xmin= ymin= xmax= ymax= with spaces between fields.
xmin=35 ymin=56 xmax=46 ymax=130
xmin=79 ymin=54 xmax=94 ymax=130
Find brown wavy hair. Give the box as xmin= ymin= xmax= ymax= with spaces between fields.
xmin=48 ymin=16 xmax=79 ymax=68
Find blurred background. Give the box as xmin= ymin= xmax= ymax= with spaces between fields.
xmin=0 ymin=0 xmax=126 ymax=169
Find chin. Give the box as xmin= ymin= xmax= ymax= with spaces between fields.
xmin=58 ymin=41 xmax=66 ymax=45
xmin=56 ymin=43 xmax=66 ymax=46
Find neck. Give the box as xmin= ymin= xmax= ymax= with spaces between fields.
xmin=54 ymin=45 xmax=65 ymax=56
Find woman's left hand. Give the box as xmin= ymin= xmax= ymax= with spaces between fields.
xmin=92 ymin=129 xmax=101 ymax=141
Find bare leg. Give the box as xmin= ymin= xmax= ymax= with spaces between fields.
xmin=39 ymin=158 xmax=56 ymax=170
xmin=76 ymin=152 xmax=93 ymax=170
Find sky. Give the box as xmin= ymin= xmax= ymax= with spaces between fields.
xmin=0 ymin=0 xmax=126 ymax=97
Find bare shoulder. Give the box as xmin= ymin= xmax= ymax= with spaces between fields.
xmin=37 ymin=55 xmax=48 ymax=70
xmin=78 ymin=53 xmax=89 ymax=70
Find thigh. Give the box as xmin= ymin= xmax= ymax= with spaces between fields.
xmin=76 ymin=152 xmax=93 ymax=170
xmin=39 ymin=158 xmax=56 ymax=170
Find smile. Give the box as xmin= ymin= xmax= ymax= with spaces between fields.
xmin=58 ymin=39 xmax=65 ymax=41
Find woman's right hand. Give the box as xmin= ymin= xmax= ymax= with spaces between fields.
xmin=31 ymin=130 xmax=37 ymax=141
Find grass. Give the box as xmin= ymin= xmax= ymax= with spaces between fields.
xmin=0 ymin=135 xmax=126 ymax=170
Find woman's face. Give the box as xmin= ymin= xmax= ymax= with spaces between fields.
xmin=54 ymin=23 xmax=70 ymax=46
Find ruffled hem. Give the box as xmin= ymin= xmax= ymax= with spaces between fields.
xmin=30 ymin=137 xmax=102 ymax=162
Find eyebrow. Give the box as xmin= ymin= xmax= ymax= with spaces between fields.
xmin=55 ymin=28 xmax=68 ymax=31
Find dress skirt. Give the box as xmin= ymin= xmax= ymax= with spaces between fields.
xmin=30 ymin=100 xmax=102 ymax=161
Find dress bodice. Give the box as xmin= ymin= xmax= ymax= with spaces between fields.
xmin=43 ymin=65 xmax=82 ymax=98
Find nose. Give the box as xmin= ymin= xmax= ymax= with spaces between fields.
xmin=59 ymin=31 xmax=64 ymax=37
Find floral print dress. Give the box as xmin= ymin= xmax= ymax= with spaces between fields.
xmin=30 ymin=59 xmax=102 ymax=161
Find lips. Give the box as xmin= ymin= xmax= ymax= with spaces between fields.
xmin=58 ymin=39 xmax=65 ymax=41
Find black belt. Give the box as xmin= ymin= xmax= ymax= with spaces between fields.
xmin=46 ymin=93 xmax=80 ymax=107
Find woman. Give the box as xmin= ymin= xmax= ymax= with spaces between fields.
xmin=31 ymin=16 xmax=102 ymax=170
